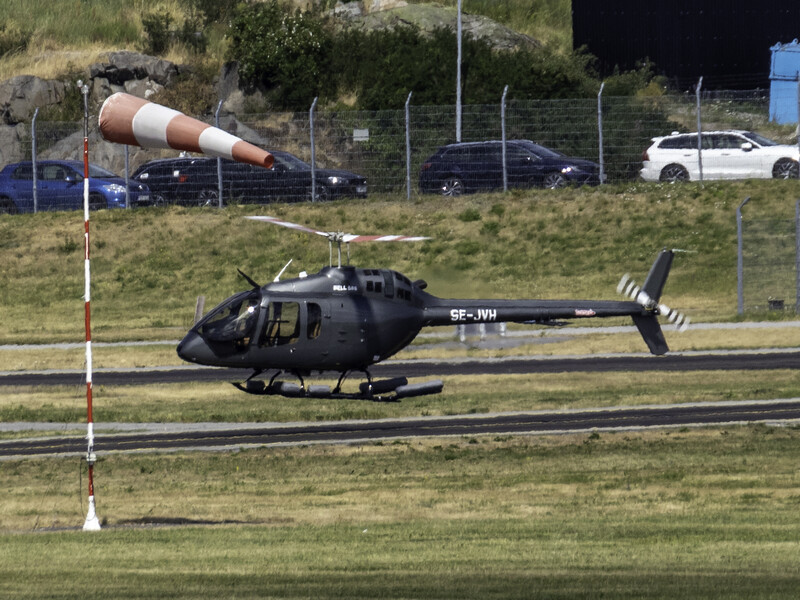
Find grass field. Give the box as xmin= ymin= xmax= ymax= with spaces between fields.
xmin=3 ymin=181 xmax=800 ymax=598
xmin=2 ymin=368 xmax=800 ymax=426
xmin=2 ymin=180 xmax=799 ymax=346
xmin=2 ymin=426 xmax=800 ymax=598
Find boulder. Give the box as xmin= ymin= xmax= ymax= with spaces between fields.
xmin=89 ymin=51 xmax=179 ymax=87
xmin=335 ymin=5 xmax=540 ymax=51
xmin=0 ymin=76 xmax=67 ymax=125
xmin=367 ymin=0 xmax=408 ymax=12
xmin=0 ymin=123 xmax=28 ymax=166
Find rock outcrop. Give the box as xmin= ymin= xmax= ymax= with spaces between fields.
xmin=332 ymin=3 xmax=540 ymax=51
xmin=0 ymin=75 xmax=67 ymax=124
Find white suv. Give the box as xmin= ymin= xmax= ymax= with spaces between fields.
xmin=640 ymin=130 xmax=799 ymax=182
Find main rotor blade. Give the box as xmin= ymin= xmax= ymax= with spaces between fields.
xmin=245 ymin=215 xmax=430 ymax=243
xmin=245 ymin=216 xmax=331 ymax=239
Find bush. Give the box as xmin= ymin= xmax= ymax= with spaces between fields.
xmin=141 ymin=9 xmax=207 ymax=56
xmin=330 ymin=25 xmax=596 ymax=110
xmin=0 ymin=21 xmax=31 ymax=57
xmin=141 ymin=10 xmax=173 ymax=55
xmin=227 ymin=1 xmax=333 ymax=110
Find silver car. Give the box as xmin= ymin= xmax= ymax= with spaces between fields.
xmin=640 ymin=130 xmax=800 ymax=182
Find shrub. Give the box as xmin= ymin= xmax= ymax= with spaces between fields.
xmin=141 ymin=10 xmax=173 ymax=55
xmin=0 ymin=21 xmax=31 ymax=57
xmin=227 ymin=1 xmax=334 ymax=110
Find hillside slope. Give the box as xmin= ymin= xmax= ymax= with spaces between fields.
xmin=1 ymin=180 xmax=795 ymax=344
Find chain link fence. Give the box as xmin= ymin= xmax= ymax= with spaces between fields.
xmin=1 ymin=89 xmax=796 ymax=212
xmin=738 ymin=206 xmax=800 ymax=314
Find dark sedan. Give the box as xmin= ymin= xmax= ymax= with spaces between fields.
xmin=419 ymin=140 xmax=602 ymax=196
xmin=132 ymin=150 xmax=368 ymax=206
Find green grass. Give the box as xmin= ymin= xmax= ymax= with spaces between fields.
xmin=0 ymin=0 xmax=144 ymax=46
xmin=3 ymin=426 xmax=800 ymax=598
xmin=1 ymin=181 xmax=798 ymax=345
xmin=2 ymin=369 xmax=799 ymax=425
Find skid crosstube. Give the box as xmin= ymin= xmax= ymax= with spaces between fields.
xmin=233 ymin=376 xmax=444 ymax=402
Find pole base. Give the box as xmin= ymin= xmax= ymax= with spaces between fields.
xmin=83 ymin=495 xmax=101 ymax=531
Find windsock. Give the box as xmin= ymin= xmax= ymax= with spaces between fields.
xmin=98 ymin=92 xmax=273 ymax=169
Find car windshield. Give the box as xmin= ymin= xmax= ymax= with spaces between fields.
xmin=516 ymin=141 xmax=564 ymax=159
xmin=741 ymin=132 xmax=779 ymax=147
xmin=272 ymin=152 xmax=310 ymax=171
xmin=88 ymin=164 xmax=118 ymax=178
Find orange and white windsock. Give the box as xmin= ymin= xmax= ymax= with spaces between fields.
xmin=98 ymin=92 xmax=273 ymax=169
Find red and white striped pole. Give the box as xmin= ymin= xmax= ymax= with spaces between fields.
xmin=80 ymin=80 xmax=100 ymax=531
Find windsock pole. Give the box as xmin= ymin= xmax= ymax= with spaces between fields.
xmin=80 ymin=80 xmax=100 ymax=532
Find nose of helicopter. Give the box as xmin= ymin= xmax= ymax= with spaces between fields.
xmin=177 ymin=330 xmax=213 ymax=364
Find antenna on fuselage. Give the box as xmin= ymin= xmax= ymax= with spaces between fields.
xmin=244 ymin=216 xmax=431 ymax=267
xmin=274 ymin=259 xmax=293 ymax=282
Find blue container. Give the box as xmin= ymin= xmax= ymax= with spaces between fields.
xmin=769 ymin=40 xmax=800 ymax=124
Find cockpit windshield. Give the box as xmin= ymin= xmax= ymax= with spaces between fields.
xmin=199 ymin=291 xmax=260 ymax=343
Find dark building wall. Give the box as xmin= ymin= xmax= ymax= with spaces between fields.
xmin=572 ymin=0 xmax=800 ymax=89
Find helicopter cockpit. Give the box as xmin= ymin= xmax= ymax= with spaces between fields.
xmin=198 ymin=290 xmax=261 ymax=347
xmin=193 ymin=290 xmax=322 ymax=357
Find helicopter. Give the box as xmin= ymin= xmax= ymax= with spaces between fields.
xmin=176 ymin=216 xmax=687 ymax=401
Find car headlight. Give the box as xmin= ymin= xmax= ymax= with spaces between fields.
xmin=561 ymin=166 xmax=585 ymax=175
xmin=327 ymin=176 xmax=348 ymax=185
xmin=102 ymin=184 xmax=126 ymax=194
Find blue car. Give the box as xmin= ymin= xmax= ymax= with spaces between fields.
xmin=0 ymin=159 xmax=150 ymax=214
xmin=419 ymin=140 xmax=602 ymax=196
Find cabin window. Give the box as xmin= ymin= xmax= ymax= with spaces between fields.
xmin=200 ymin=291 xmax=260 ymax=344
xmin=382 ymin=270 xmax=394 ymax=298
xmin=307 ymin=302 xmax=322 ymax=339
xmin=261 ymin=301 xmax=301 ymax=346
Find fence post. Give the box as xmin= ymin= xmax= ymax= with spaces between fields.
xmin=796 ymin=199 xmax=800 ymax=314
xmin=124 ymin=144 xmax=130 ymax=209
xmin=696 ymin=76 xmax=703 ymax=183
xmin=597 ymin=82 xmax=605 ymax=184
xmin=737 ymin=196 xmax=750 ymax=314
xmin=501 ymin=85 xmax=508 ymax=192
xmin=31 ymin=107 xmax=38 ymax=213
xmin=405 ymin=91 xmax=412 ymax=200
xmin=215 ymin=100 xmax=223 ymax=208
xmin=456 ymin=0 xmax=462 ymax=142
xmin=310 ymin=97 xmax=318 ymax=202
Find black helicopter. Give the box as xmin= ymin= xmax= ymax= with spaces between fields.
xmin=177 ymin=216 xmax=687 ymax=401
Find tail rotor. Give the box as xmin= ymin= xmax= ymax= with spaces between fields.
xmin=617 ymin=271 xmax=689 ymax=332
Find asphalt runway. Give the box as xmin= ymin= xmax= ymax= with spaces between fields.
xmin=3 ymin=399 xmax=800 ymax=459
xmin=1 ymin=349 xmax=798 ymax=459
xmin=1 ymin=349 xmax=799 ymax=387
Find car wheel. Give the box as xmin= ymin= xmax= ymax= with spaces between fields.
xmin=659 ymin=164 xmax=689 ymax=183
xmin=440 ymin=176 xmax=464 ymax=196
xmin=543 ymin=172 xmax=568 ymax=189
xmin=0 ymin=196 xmax=19 ymax=214
xmin=312 ymin=184 xmax=330 ymax=202
xmin=89 ymin=193 xmax=107 ymax=210
xmin=196 ymin=189 xmax=219 ymax=207
xmin=772 ymin=158 xmax=799 ymax=179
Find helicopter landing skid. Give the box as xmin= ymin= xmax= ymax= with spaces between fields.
xmin=232 ymin=371 xmax=443 ymax=402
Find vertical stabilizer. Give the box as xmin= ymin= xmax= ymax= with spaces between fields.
xmin=641 ymin=249 xmax=674 ymax=303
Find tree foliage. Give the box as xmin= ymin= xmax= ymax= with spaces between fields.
xmin=227 ymin=1 xmax=333 ymax=110
xmin=226 ymin=2 xmax=651 ymax=111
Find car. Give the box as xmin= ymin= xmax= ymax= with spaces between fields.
xmin=418 ymin=139 xmax=602 ymax=196
xmin=640 ymin=130 xmax=800 ymax=182
xmin=0 ymin=159 xmax=150 ymax=214
xmin=132 ymin=150 xmax=368 ymax=206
